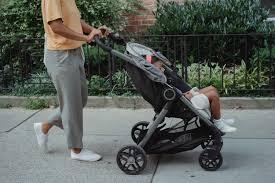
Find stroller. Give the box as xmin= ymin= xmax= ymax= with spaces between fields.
xmin=94 ymin=35 xmax=224 ymax=175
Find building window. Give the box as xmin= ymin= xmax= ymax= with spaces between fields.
xmin=262 ymin=0 xmax=275 ymax=17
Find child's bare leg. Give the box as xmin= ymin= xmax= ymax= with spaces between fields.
xmin=203 ymin=90 xmax=221 ymax=119
xmin=199 ymin=85 xmax=218 ymax=95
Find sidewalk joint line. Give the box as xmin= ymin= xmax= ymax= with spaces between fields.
xmin=150 ymin=155 xmax=161 ymax=183
xmin=5 ymin=109 xmax=44 ymax=133
xmin=223 ymin=137 xmax=275 ymax=140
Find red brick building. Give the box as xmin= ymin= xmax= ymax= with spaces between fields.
xmin=125 ymin=0 xmax=156 ymax=33
xmin=125 ymin=0 xmax=184 ymax=32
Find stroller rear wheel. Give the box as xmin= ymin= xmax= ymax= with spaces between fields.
xmin=201 ymin=135 xmax=223 ymax=149
xmin=116 ymin=145 xmax=147 ymax=175
xmin=131 ymin=121 xmax=149 ymax=144
xmin=199 ymin=148 xmax=223 ymax=171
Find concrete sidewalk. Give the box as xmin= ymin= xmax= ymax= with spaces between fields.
xmin=0 ymin=108 xmax=275 ymax=183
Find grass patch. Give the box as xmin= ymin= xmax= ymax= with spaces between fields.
xmin=0 ymin=103 xmax=12 ymax=109
xmin=22 ymin=98 xmax=49 ymax=110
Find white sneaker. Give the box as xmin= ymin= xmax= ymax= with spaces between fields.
xmin=71 ymin=149 xmax=102 ymax=162
xmin=222 ymin=118 xmax=235 ymax=125
xmin=214 ymin=119 xmax=237 ymax=133
xmin=34 ymin=123 xmax=48 ymax=152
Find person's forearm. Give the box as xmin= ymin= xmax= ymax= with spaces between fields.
xmin=81 ymin=20 xmax=94 ymax=34
xmin=50 ymin=21 xmax=88 ymax=42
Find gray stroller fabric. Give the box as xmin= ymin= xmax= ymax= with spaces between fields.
xmin=129 ymin=55 xmax=167 ymax=83
xmin=126 ymin=43 xmax=167 ymax=83
xmin=126 ymin=42 xmax=172 ymax=66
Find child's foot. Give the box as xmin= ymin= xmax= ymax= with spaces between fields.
xmin=71 ymin=149 xmax=102 ymax=162
xmin=214 ymin=119 xmax=237 ymax=133
xmin=34 ymin=123 xmax=48 ymax=153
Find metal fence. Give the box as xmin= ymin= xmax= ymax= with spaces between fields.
xmin=0 ymin=34 xmax=275 ymax=96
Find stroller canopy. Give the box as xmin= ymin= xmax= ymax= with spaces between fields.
xmin=126 ymin=42 xmax=168 ymax=84
xmin=126 ymin=43 xmax=171 ymax=66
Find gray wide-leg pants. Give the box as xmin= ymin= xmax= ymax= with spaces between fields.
xmin=43 ymin=47 xmax=88 ymax=149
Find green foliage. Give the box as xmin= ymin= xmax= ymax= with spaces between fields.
xmin=76 ymin=0 xmax=142 ymax=31
xmin=0 ymin=0 xmax=43 ymax=38
xmin=0 ymin=0 xmax=7 ymax=7
xmin=150 ymin=0 xmax=274 ymax=34
xmin=0 ymin=103 xmax=12 ymax=109
xmin=0 ymin=0 xmax=141 ymax=38
xmin=11 ymin=72 xmax=55 ymax=96
xmin=23 ymin=97 xmax=49 ymax=110
xmin=0 ymin=0 xmax=141 ymax=94
xmin=83 ymin=45 xmax=109 ymax=65
xmin=88 ymin=70 xmax=135 ymax=96
xmin=10 ymin=70 xmax=135 ymax=97
xmin=178 ymin=60 xmax=269 ymax=96
xmin=88 ymin=75 xmax=109 ymax=96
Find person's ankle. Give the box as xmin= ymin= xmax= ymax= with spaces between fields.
xmin=41 ymin=123 xmax=51 ymax=134
xmin=72 ymin=148 xmax=82 ymax=154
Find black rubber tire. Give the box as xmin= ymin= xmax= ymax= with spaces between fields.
xmin=199 ymin=148 xmax=223 ymax=171
xmin=201 ymin=135 xmax=223 ymax=149
xmin=116 ymin=145 xmax=147 ymax=175
xmin=131 ymin=121 xmax=150 ymax=144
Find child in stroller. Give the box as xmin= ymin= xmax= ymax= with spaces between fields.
xmin=145 ymin=55 xmax=237 ymax=133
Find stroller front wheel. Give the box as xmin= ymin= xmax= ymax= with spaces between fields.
xmin=199 ymin=148 xmax=223 ymax=171
xmin=116 ymin=145 xmax=147 ymax=175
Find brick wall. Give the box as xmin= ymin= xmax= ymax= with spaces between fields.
xmin=125 ymin=0 xmax=156 ymax=33
xmin=125 ymin=0 xmax=184 ymax=33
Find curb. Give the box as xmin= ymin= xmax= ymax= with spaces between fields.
xmin=0 ymin=96 xmax=275 ymax=109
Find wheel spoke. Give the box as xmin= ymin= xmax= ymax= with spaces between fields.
xmin=131 ymin=163 xmax=138 ymax=170
xmin=201 ymin=155 xmax=210 ymax=161
xmin=136 ymin=156 xmax=143 ymax=163
xmin=119 ymin=155 xmax=128 ymax=162
xmin=137 ymin=126 xmax=143 ymax=131
xmin=121 ymin=152 xmax=130 ymax=158
xmin=122 ymin=162 xmax=129 ymax=169
xmin=134 ymin=161 xmax=141 ymax=168
xmin=209 ymin=161 xmax=217 ymax=168
xmin=130 ymin=148 xmax=135 ymax=155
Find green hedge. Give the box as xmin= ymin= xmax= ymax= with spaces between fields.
xmin=149 ymin=0 xmax=274 ymax=34
xmin=0 ymin=0 xmax=141 ymax=38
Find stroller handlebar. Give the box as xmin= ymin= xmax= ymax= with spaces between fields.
xmin=93 ymin=36 xmax=112 ymax=52
xmin=91 ymin=32 xmax=125 ymax=52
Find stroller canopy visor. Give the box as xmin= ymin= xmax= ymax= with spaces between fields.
xmin=126 ymin=42 xmax=169 ymax=83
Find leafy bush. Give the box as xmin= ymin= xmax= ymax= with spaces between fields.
xmin=76 ymin=0 xmax=142 ymax=31
xmin=88 ymin=75 xmax=109 ymax=96
xmin=88 ymin=70 xmax=135 ymax=96
xmin=0 ymin=0 xmax=141 ymax=38
xmin=23 ymin=97 xmax=49 ymax=110
xmin=178 ymin=60 xmax=269 ymax=96
xmin=150 ymin=0 xmax=274 ymax=34
xmin=0 ymin=103 xmax=12 ymax=109
xmin=148 ymin=0 xmax=275 ymax=74
xmin=11 ymin=72 xmax=55 ymax=96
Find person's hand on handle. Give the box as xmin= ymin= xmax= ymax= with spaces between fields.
xmin=86 ymin=28 xmax=103 ymax=43
xmin=98 ymin=25 xmax=111 ymax=37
